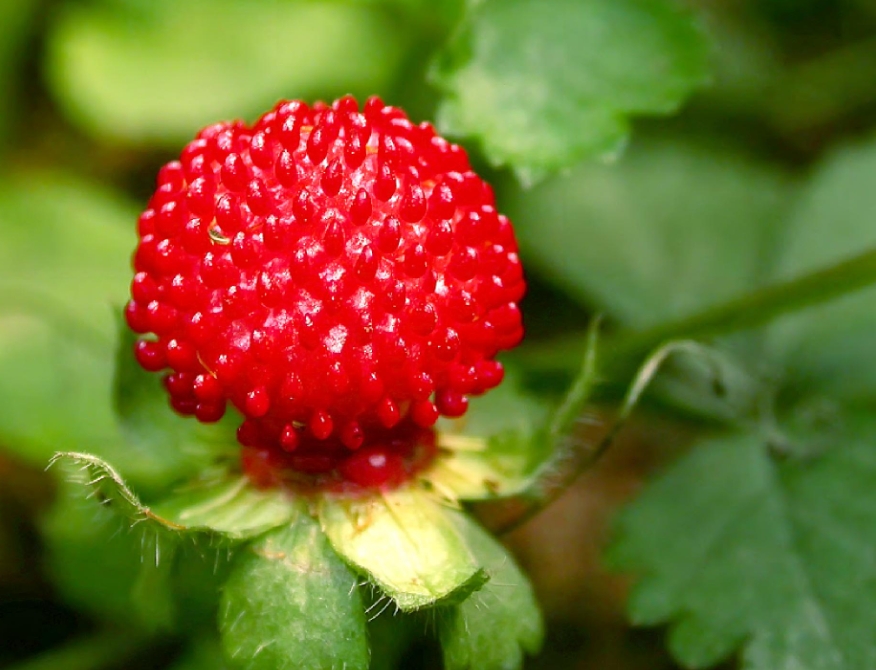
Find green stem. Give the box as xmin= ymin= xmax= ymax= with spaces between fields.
xmin=519 ymin=245 xmax=876 ymax=377
xmin=606 ymin=246 xmax=876 ymax=367
xmin=6 ymin=630 xmax=151 ymax=670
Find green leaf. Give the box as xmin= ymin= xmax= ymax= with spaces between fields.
xmin=439 ymin=513 xmax=543 ymax=670
xmin=219 ymin=517 xmax=369 ymax=670
xmin=0 ymin=173 xmax=132 ymax=463
xmin=768 ymin=136 xmax=876 ymax=401
xmin=432 ymin=0 xmax=710 ymax=181
xmin=0 ymin=0 xmax=37 ymax=149
xmin=607 ymin=420 xmax=876 ymax=670
xmin=169 ymin=638 xmax=231 ymax=670
xmin=51 ymin=451 xmax=299 ymax=542
xmin=506 ymin=139 xmax=793 ymax=327
xmin=47 ymin=0 xmax=409 ymax=146
xmin=429 ymin=369 xmax=551 ymax=500
xmin=319 ymin=487 xmax=488 ymax=611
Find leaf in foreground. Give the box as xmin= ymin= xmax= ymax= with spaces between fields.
xmin=433 ymin=0 xmax=710 ymax=182
xmin=439 ymin=512 xmax=543 ymax=670
xmin=220 ymin=518 xmax=369 ymax=670
xmin=607 ymin=424 xmax=876 ymax=670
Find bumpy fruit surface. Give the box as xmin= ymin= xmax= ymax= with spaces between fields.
xmin=127 ymin=96 xmax=525 ymax=486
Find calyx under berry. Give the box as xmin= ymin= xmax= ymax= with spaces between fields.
xmin=126 ymin=95 xmax=525 ymax=487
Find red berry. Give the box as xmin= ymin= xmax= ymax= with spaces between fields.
xmin=128 ymin=96 xmax=526 ymax=487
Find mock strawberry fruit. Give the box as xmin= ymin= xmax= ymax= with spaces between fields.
xmin=127 ymin=95 xmax=525 ymax=486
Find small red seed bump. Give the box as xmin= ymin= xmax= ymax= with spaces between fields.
xmin=237 ymin=419 xmax=261 ymax=447
xmin=404 ymin=244 xmax=428 ymax=278
xmin=436 ymin=389 xmax=468 ymax=418
xmin=310 ymin=410 xmax=334 ymax=439
xmin=409 ymin=302 xmax=437 ymax=335
xmin=448 ymin=247 xmax=478 ymax=281
xmin=186 ymin=177 xmax=216 ymax=219
xmin=293 ymin=188 xmax=316 ymax=224
xmin=222 ymin=153 xmax=249 ymax=192
xmin=182 ymin=217 xmax=209 ymax=254
xmin=374 ymin=163 xmax=396 ymax=201
xmin=354 ymin=245 xmax=379 ymax=281
xmin=341 ymin=421 xmax=365 ymax=450
xmin=307 ymin=125 xmax=329 ymax=164
xmin=137 ymin=209 xmax=156 ymax=236
xmin=428 ymin=182 xmax=456 ymax=220
xmin=321 ymin=158 xmax=344 ymax=196
xmin=156 ymin=200 xmax=183 ymax=236
xmin=249 ymin=131 xmax=273 ymax=169
xmin=350 ymin=188 xmax=371 ymax=226
xmin=322 ymin=211 xmax=346 ymax=257
xmin=135 ymin=339 xmax=166 ymax=371
xmin=170 ymin=397 xmax=198 ymax=416
xmin=215 ymin=193 xmax=244 ymax=234
xmin=246 ymin=179 xmax=273 ymax=216
xmin=361 ymin=371 xmax=384 ymax=402
xmin=478 ymin=360 xmax=505 ymax=390
xmin=280 ymin=425 xmax=299 ymax=451
xmin=377 ymin=397 xmax=401 ymax=428
xmin=411 ymin=400 xmax=439 ymax=427
xmin=195 ymin=401 xmax=226 ymax=423
xmin=425 ymin=220 xmax=453 ymax=256
xmin=193 ymin=374 xmax=223 ymax=402
xmin=276 ymin=149 xmax=298 ymax=188
xmin=244 ymin=386 xmax=270 ymax=418
xmin=344 ymin=132 xmax=365 ymax=169
xmin=377 ymin=216 xmax=401 ymax=253
xmin=399 ymin=183 xmax=427 ymax=222
xmin=410 ymin=372 xmax=434 ymax=400
xmin=166 ymin=338 xmax=198 ymax=371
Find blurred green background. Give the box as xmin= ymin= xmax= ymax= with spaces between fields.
xmin=4 ymin=0 xmax=876 ymax=668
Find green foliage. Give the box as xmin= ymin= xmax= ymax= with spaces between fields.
xmin=439 ymin=513 xmax=543 ymax=670
xmin=0 ymin=0 xmax=36 ymax=149
xmin=41 ymin=481 xmax=174 ymax=628
xmin=0 ymin=174 xmax=155 ymax=475
xmin=320 ymin=487 xmax=488 ymax=612
xmin=220 ymin=518 xmax=370 ymax=670
xmin=433 ymin=0 xmax=710 ymax=182
xmin=47 ymin=0 xmax=410 ymax=146
xmin=768 ymin=137 xmax=876 ymax=402
xmin=506 ymin=139 xmax=794 ymax=327
xmin=607 ymin=419 xmax=876 ymax=670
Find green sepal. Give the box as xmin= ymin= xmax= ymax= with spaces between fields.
xmin=151 ymin=476 xmax=301 ymax=541
xmin=50 ymin=451 xmax=299 ymax=543
xmin=319 ymin=486 xmax=488 ymax=612
xmin=439 ymin=513 xmax=544 ymax=670
xmin=219 ymin=516 xmax=370 ymax=670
